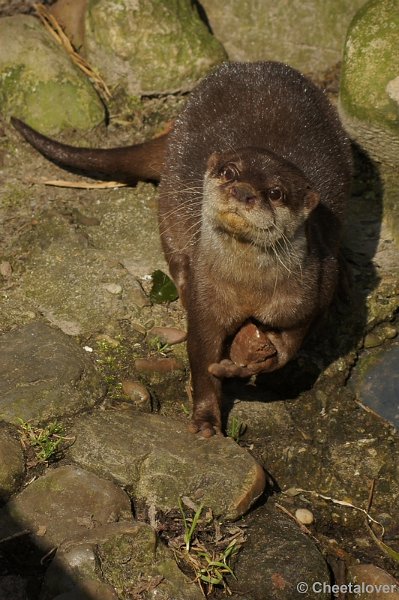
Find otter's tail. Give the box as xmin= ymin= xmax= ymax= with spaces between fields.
xmin=11 ymin=117 xmax=167 ymax=184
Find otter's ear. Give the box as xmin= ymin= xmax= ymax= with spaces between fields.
xmin=304 ymin=189 xmax=320 ymax=213
xmin=207 ymin=152 xmax=221 ymax=172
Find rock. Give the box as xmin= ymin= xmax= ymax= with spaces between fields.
xmin=148 ymin=326 xmax=187 ymax=346
xmin=339 ymin=0 xmax=399 ymax=170
xmin=68 ymin=410 xmax=265 ymax=520
xmin=49 ymin=0 xmax=87 ymax=50
xmin=200 ymin=0 xmax=365 ymax=74
xmin=134 ymin=357 xmax=185 ymax=373
xmin=0 ymin=427 xmax=25 ymax=501
xmin=0 ymin=321 xmax=104 ymax=424
xmin=0 ymin=15 xmax=104 ymax=133
xmin=295 ymin=508 xmax=314 ymax=525
xmin=52 ymin=581 xmax=118 ymax=600
xmin=349 ymin=341 xmax=399 ymax=427
xmin=121 ymin=380 xmax=151 ymax=410
xmin=0 ymin=261 xmax=12 ymax=278
xmin=231 ymin=503 xmax=330 ymax=600
xmin=41 ymin=521 xmax=203 ymax=600
xmin=125 ymin=277 xmax=150 ymax=308
xmin=338 ymin=1 xmax=399 ymax=244
xmin=102 ymin=283 xmax=122 ymax=295
xmin=230 ymin=322 xmax=276 ymax=366
xmin=347 ymin=564 xmax=399 ymax=599
xmin=0 ymin=575 xmax=27 ymax=600
xmin=0 ymin=466 xmax=132 ymax=551
xmin=11 ymin=187 xmax=164 ymax=336
xmin=84 ymin=0 xmax=226 ymax=105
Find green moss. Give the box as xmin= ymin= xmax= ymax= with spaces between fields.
xmin=0 ymin=15 xmax=104 ymax=133
xmin=86 ymin=0 xmax=227 ymax=98
xmin=340 ymin=0 xmax=399 ymax=129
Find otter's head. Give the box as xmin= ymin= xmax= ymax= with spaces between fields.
xmin=202 ymin=147 xmax=319 ymax=247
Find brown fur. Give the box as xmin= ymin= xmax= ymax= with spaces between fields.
xmin=12 ymin=61 xmax=353 ymax=437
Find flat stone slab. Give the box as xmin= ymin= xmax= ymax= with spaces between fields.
xmin=0 ymin=321 xmax=104 ymax=424
xmin=0 ymin=425 xmax=25 ymax=501
xmin=69 ymin=411 xmax=265 ymax=520
xmin=0 ymin=465 xmax=132 ymax=551
xmin=41 ymin=521 xmax=203 ymax=600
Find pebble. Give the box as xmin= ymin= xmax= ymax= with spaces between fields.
xmin=148 ymin=326 xmax=187 ymax=345
xmin=134 ymin=357 xmax=185 ymax=373
xmin=121 ymin=380 xmax=151 ymax=408
xmin=103 ymin=283 xmax=122 ymax=295
xmin=295 ymin=508 xmax=314 ymax=525
xmin=364 ymin=332 xmax=384 ymax=349
xmin=0 ymin=261 xmax=12 ymax=278
xmin=383 ymin=325 xmax=397 ymax=339
xmin=348 ymin=564 xmax=399 ymax=599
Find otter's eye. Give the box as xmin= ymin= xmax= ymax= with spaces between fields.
xmin=267 ymin=187 xmax=283 ymax=201
xmin=220 ymin=163 xmax=239 ymax=181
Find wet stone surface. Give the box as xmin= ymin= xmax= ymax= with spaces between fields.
xmin=350 ymin=340 xmax=399 ymax=428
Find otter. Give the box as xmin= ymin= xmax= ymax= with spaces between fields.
xmin=12 ymin=61 xmax=353 ymax=437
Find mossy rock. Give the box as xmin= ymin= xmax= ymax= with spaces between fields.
xmin=84 ymin=0 xmax=227 ymax=104
xmin=0 ymin=15 xmax=104 ymax=134
xmin=339 ymin=0 xmax=399 ymax=167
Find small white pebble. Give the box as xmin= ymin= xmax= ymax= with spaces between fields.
xmin=295 ymin=508 xmax=314 ymax=525
xmin=83 ymin=346 xmax=93 ymax=353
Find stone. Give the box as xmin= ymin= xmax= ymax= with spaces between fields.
xmin=84 ymin=0 xmax=226 ymax=106
xmin=41 ymin=521 xmax=203 ymax=600
xmin=121 ymin=380 xmax=151 ymax=410
xmin=348 ymin=564 xmax=399 ymax=599
xmin=0 ymin=15 xmax=104 ymax=133
xmin=49 ymin=0 xmax=87 ymax=51
xmin=0 ymin=426 xmax=25 ymax=501
xmin=295 ymin=508 xmax=314 ymax=525
xmin=339 ymin=0 xmax=399 ymax=169
xmin=0 ymin=465 xmax=132 ymax=551
xmin=349 ymin=341 xmax=399 ymax=428
xmin=0 ymin=321 xmax=104 ymax=424
xmin=11 ymin=186 xmax=164 ymax=336
xmin=68 ymin=410 xmax=265 ymax=520
xmin=231 ymin=503 xmax=330 ymax=600
xmin=148 ymin=326 xmax=187 ymax=345
xmin=200 ymin=0 xmax=365 ymax=74
xmin=230 ymin=322 xmax=276 ymax=366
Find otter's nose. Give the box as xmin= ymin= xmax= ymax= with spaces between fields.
xmin=230 ymin=184 xmax=257 ymax=206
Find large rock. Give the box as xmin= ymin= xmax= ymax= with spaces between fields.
xmin=84 ymin=0 xmax=226 ymax=103
xmin=0 ymin=426 xmax=25 ymax=501
xmin=339 ymin=0 xmax=399 ymax=168
xmin=0 ymin=15 xmax=104 ymax=133
xmin=68 ymin=410 xmax=265 ymax=520
xmin=338 ymin=0 xmax=399 ymax=243
xmin=0 ymin=466 xmax=132 ymax=551
xmin=200 ymin=0 xmax=365 ymax=74
xmin=0 ymin=321 xmax=104 ymax=423
xmin=41 ymin=521 xmax=203 ymax=600
xmin=231 ymin=503 xmax=330 ymax=600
